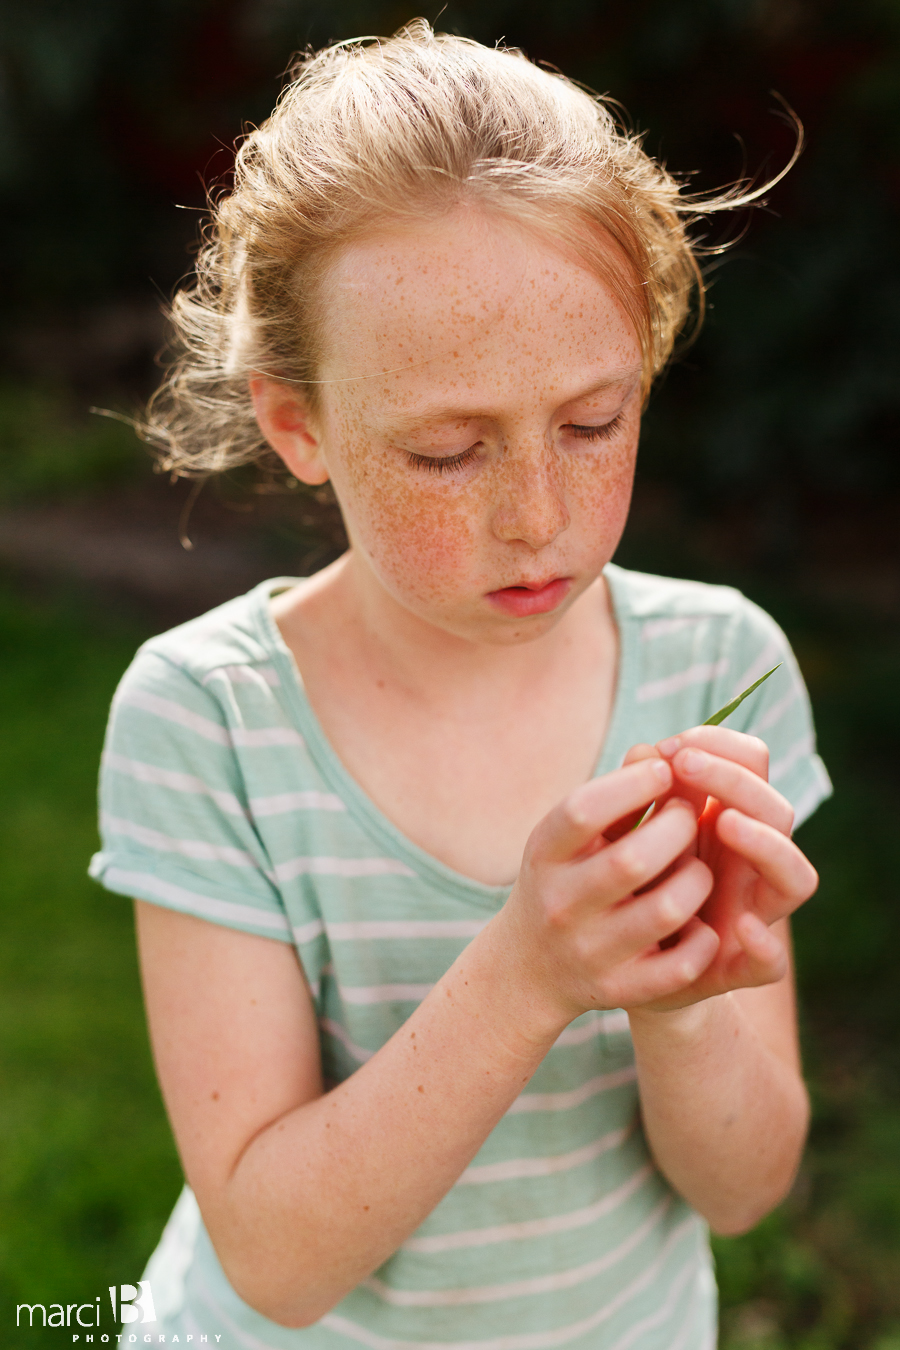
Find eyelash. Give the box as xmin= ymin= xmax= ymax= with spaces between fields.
xmin=568 ymin=414 xmax=626 ymax=441
xmin=406 ymin=446 xmax=481 ymax=475
xmin=405 ymin=415 xmax=626 ymax=474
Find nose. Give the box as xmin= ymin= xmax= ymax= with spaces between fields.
xmin=490 ymin=447 xmax=570 ymax=550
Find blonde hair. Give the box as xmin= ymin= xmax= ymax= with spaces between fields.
xmin=145 ymin=20 xmax=798 ymax=477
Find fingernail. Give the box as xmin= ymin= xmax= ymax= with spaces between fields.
xmin=651 ymin=757 xmax=671 ymax=781
xmin=656 ymin=736 xmax=681 ymax=758
xmin=680 ymin=749 xmax=707 ymax=774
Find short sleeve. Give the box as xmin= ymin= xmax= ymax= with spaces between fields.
xmin=722 ymin=597 xmax=832 ymax=831
xmin=89 ymin=648 xmax=293 ymax=941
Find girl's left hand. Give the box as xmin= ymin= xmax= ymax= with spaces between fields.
xmin=619 ymin=726 xmax=818 ymax=1010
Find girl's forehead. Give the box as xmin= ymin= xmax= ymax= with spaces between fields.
xmin=317 ymin=208 xmax=641 ymax=402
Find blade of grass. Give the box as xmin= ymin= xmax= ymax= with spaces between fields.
xmin=702 ymin=664 xmax=782 ymax=726
xmin=632 ymin=664 xmax=783 ymax=829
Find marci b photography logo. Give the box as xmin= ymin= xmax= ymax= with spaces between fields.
xmin=15 ymin=1280 xmax=223 ymax=1341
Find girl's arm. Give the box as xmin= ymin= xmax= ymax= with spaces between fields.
xmin=628 ymin=927 xmax=808 ymax=1236
xmin=135 ymin=749 xmax=815 ymax=1328
xmin=136 ymin=755 xmax=708 ymax=1328
xmin=622 ymin=725 xmax=813 ymax=1233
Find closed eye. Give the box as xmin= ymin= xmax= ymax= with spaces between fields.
xmin=406 ymin=446 xmax=480 ymax=475
xmin=566 ymin=414 xmax=626 ymax=441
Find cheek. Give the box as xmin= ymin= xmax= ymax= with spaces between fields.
xmin=330 ymin=438 xmax=483 ymax=602
xmin=567 ymin=430 xmax=638 ymax=538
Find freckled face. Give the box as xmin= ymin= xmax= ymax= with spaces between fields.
xmin=312 ymin=207 xmax=643 ymax=644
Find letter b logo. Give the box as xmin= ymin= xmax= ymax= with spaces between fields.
xmin=112 ymin=1283 xmax=156 ymax=1324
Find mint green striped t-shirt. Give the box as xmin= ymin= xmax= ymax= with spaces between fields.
xmin=90 ymin=563 xmax=832 ymax=1350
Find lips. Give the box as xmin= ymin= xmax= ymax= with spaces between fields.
xmin=485 ymin=576 xmax=573 ymax=617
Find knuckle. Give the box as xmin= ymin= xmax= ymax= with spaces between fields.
xmin=607 ymin=843 xmax=645 ymax=891
xmin=558 ymin=794 xmax=588 ymax=833
xmin=677 ymin=958 xmax=698 ymax=985
xmin=542 ymin=888 xmax=574 ymax=932
xmin=655 ymin=890 xmax=684 ymax=930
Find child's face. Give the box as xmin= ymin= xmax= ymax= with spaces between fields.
xmin=294 ymin=207 xmax=642 ymax=645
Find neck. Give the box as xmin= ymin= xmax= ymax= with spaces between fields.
xmin=297 ymin=549 xmax=615 ymax=718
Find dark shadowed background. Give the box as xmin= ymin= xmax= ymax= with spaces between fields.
xmin=2 ymin=2 xmax=899 ymax=1347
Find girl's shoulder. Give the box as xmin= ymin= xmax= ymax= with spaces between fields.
xmin=602 ymin=564 xmax=832 ymax=829
xmin=127 ymin=577 xmax=301 ymax=693
xmin=604 ymin=561 xmax=771 ymax=626
xmin=604 ymin=561 xmax=795 ymax=679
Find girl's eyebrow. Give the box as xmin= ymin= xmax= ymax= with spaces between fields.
xmin=389 ymin=367 xmax=643 ymax=431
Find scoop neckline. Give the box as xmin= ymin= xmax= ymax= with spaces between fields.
xmin=251 ymin=568 xmax=636 ymax=909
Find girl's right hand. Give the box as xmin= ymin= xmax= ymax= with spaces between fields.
xmin=501 ymin=757 xmax=720 ymax=1030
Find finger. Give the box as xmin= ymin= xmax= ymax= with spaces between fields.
xmin=656 ymin=725 xmax=770 ymax=779
xmin=600 ymin=856 xmax=714 ymax=963
xmin=533 ymin=757 xmax=672 ymax=862
xmin=715 ymin=809 xmax=819 ymax=911
xmin=606 ymin=745 xmax=663 ymax=839
xmin=715 ymin=911 xmax=789 ymax=989
xmin=670 ymin=747 xmax=794 ymax=834
xmin=621 ymin=743 xmax=661 ymax=766
xmin=572 ymin=797 xmax=698 ymax=904
xmin=736 ymin=911 xmax=786 ymax=970
xmin=607 ymin=918 xmax=720 ymax=1009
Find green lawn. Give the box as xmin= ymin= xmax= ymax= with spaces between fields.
xmin=1 ymin=573 xmax=899 ymax=1348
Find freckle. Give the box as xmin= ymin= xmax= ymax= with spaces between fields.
xmin=211 ymin=1091 xmax=219 ymax=1101
xmin=410 ymin=1031 xmax=416 ymax=1038
xmin=250 ymin=998 xmax=257 ymax=1005
xmin=363 ymin=1205 xmax=370 ymax=1211
xmin=418 ymin=1085 xmax=424 ymax=1093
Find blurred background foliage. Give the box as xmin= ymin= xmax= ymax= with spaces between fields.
xmin=1 ymin=1 xmax=899 ymax=1347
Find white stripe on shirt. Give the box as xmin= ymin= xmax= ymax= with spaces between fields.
xmin=250 ymin=790 xmax=346 ymax=816
xmin=328 ymin=1242 xmax=697 ymax=1350
xmin=201 ymin=664 xmax=280 ymax=687
xmin=231 ymin=726 xmax=305 ymax=748
xmin=366 ymin=1198 xmax=671 ymax=1305
xmin=101 ymin=814 xmax=258 ymax=868
xmin=103 ymin=867 xmax=289 ymax=933
xmin=340 ymin=982 xmax=434 ymax=1006
xmin=321 ymin=1017 xmax=374 ymax=1063
xmin=635 ymin=659 xmax=729 ymax=703
xmin=641 ymin=616 xmax=704 ymax=642
xmin=508 ymin=1066 xmax=637 ymax=1113
xmin=328 ymin=919 xmax=488 ymax=940
xmin=115 ymin=690 xmax=231 ymax=744
xmin=753 ymin=685 xmax=799 ymax=734
xmin=101 ymin=751 xmax=245 ymax=816
xmin=769 ymin=732 xmax=815 ymax=783
xmin=401 ymin=1163 xmax=653 ymax=1252
xmin=731 ymin=640 xmax=782 ymax=698
xmin=554 ymin=1010 xmax=629 ymax=1045
xmin=458 ymin=1122 xmax=635 ymax=1185
xmin=273 ymin=857 xmax=416 ymax=882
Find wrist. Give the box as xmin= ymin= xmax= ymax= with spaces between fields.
xmin=628 ymin=993 xmax=725 ymax=1045
xmin=462 ymin=907 xmax=573 ymax=1052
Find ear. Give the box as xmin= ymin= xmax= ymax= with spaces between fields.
xmin=249 ymin=376 xmax=330 ymax=486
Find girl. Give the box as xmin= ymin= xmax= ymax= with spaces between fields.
xmin=90 ymin=24 xmax=831 ymax=1350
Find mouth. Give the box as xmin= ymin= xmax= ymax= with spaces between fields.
xmin=485 ymin=576 xmax=573 ymax=617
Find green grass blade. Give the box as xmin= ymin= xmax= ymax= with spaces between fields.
xmin=631 ymin=663 xmax=783 ymax=830
xmin=703 ymin=664 xmax=782 ymax=727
